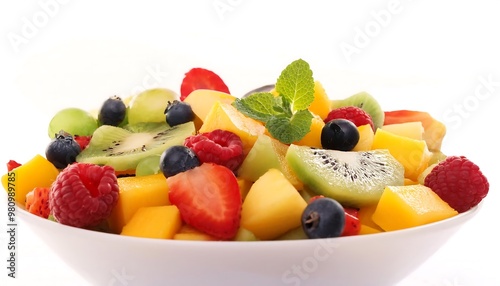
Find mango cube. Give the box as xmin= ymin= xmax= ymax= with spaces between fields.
xmin=293 ymin=116 xmax=324 ymax=148
xmin=309 ymin=81 xmax=331 ymax=120
xmin=2 ymin=154 xmax=59 ymax=204
xmin=352 ymin=124 xmax=374 ymax=151
xmin=108 ymin=173 xmax=170 ymax=233
xmin=173 ymin=224 xmax=218 ymax=241
xmin=371 ymin=128 xmax=430 ymax=181
xmin=240 ymin=169 xmax=307 ymax=240
xmin=121 ymin=205 xmax=182 ymax=239
xmin=372 ymin=185 xmax=458 ymax=231
xmin=358 ymin=204 xmax=384 ymax=233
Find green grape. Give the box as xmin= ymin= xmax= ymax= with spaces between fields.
xmin=48 ymin=108 xmax=99 ymax=139
xmin=127 ymin=88 xmax=178 ymax=125
xmin=135 ymin=155 xmax=161 ymax=176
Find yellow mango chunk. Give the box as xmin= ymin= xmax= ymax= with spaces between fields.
xmin=237 ymin=178 xmax=253 ymax=201
xmin=309 ymin=81 xmax=331 ymax=120
xmin=359 ymin=224 xmax=383 ymax=235
xmin=404 ymin=178 xmax=418 ymax=185
xmin=372 ymin=185 xmax=458 ymax=231
xmin=108 ymin=173 xmax=170 ymax=233
xmin=184 ymin=89 xmax=236 ymax=130
xmin=371 ymin=128 xmax=430 ymax=181
xmin=121 ymin=205 xmax=182 ymax=239
xmin=199 ymin=101 xmax=265 ymax=154
xmin=352 ymin=124 xmax=374 ymax=151
xmin=240 ymin=169 xmax=307 ymax=240
xmin=358 ymin=204 xmax=384 ymax=232
xmin=293 ymin=116 xmax=324 ymax=148
xmin=173 ymin=224 xmax=218 ymax=241
xmin=381 ymin=121 xmax=424 ymax=140
xmin=2 ymin=154 xmax=59 ymax=204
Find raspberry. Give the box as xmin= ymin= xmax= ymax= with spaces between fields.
xmin=25 ymin=187 xmax=50 ymax=218
xmin=49 ymin=163 xmax=119 ymax=228
xmin=74 ymin=135 xmax=92 ymax=150
xmin=184 ymin=129 xmax=244 ymax=172
xmin=324 ymin=106 xmax=374 ymax=131
xmin=424 ymin=156 xmax=489 ymax=213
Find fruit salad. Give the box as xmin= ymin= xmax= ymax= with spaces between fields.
xmin=2 ymin=59 xmax=490 ymax=241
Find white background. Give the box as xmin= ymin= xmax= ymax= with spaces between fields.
xmin=0 ymin=0 xmax=499 ymax=285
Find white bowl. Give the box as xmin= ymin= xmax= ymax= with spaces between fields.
xmin=18 ymin=202 xmax=480 ymax=286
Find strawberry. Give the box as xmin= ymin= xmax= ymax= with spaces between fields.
xmin=342 ymin=207 xmax=361 ymax=236
xmin=74 ymin=135 xmax=92 ymax=151
xmin=7 ymin=160 xmax=21 ymax=171
xmin=167 ymin=163 xmax=242 ymax=240
xmin=180 ymin=68 xmax=230 ymax=101
xmin=25 ymin=187 xmax=50 ymax=218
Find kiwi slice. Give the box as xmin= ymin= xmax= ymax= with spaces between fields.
xmin=286 ymin=145 xmax=404 ymax=208
xmin=76 ymin=122 xmax=195 ymax=172
xmin=331 ymin=91 xmax=384 ymax=129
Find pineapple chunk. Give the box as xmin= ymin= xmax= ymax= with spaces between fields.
xmin=372 ymin=185 xmax=458 ymax=231
xmin=240 ymin=169 xmax=307 ymax=240
xmin=108 ymin=173 xmax=170 ymax=233
xmin=121 ymin=205 xmax=182 ymax=239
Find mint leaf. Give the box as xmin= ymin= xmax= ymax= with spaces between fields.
xmin=232 ymin=92 xmax=277 ymax=122
xmin=232 ymin=59 xmax=316 ymax=145
xmin=275 ymin=59 xmax=315 ymax=112
xmin=266 ymin=110 xmax=313 ymax=144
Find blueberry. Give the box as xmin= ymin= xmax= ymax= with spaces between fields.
xmin=321 ymin=119 xmax=359 ymax=151
xmin=45 ymin=131 xmax=81 ymax=169
xmin=160 ymin=145 xmax=200 ymax=178
xmin=98 ymin=95 xmax=127 ymax=126
xmin=301 ymin=197 xmax=345 ymax=239
xmin=164 ymin=100 xmax=195 ymax=127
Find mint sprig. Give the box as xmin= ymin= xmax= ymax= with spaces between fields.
xmin=232 ymin=59 xmax=315 ymax=144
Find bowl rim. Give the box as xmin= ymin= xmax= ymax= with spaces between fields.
xmin=15 ymin=200 xmax=482 ymax=246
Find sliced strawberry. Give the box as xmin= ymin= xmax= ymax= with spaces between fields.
xmin=74 ymin=135 xmax=92 ymax=150
xmin=180 ymin=68 xmax=230 ymax=101
xmin=341 ymin=207 xmax=361 ymax=236
xmin=25 ymin=187 xmax=50 ymax=218
xmin=7 ymin=160 xmax=21 ymax=171
xmin=167 ymin=163 xmax=241 ymax=240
